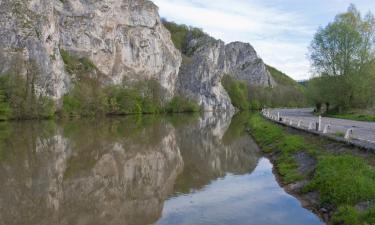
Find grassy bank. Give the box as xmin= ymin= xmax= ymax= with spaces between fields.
xmin=326 ymin=112 xmax=375 ymax=122
xmin=247 ymin=113 xmax=375 ymax=225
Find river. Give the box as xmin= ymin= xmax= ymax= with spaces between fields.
xmin=0 ymin=112 xmax=325 ymax=225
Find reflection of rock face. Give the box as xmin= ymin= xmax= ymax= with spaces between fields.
xmin=0 ymin=119 xmax=183 ymax=225
xmin=0 ymin=113 xmax=259 ymax=225
xmin=173 ymin=112 xmax=260 ymax=193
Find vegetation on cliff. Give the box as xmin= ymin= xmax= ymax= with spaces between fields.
xmin=248 ymin=65 xmax=306 ymax=108
xmin=0 ymin=57 xmax=55 ymax=120
xmin=248 ymin=113 xmax=375 ymax=225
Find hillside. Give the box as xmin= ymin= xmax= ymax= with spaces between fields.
xmin=163 ymin=20 xmax=306 ymax=108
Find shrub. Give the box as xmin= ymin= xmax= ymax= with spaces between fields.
xmin=105 ymin=86 xmax=143 ymax=115
xmin=0 ymin=89 xmax=11 ymax=120
xmin=222 ymin=75 xmax=249 ymax=110
xmin=0 ymin=72 xmax=55 ymax=120
xmin=166 ymin=96 xmax=200 ymax=113
xmin=62 ymin=80 xmax=107 ymax=117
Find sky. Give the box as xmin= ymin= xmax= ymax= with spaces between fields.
xmin=152 ymin=0 xmax=375 ymax=80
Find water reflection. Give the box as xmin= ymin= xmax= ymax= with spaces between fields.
xmin=155 ymin=158 xmax=324 ymax=225
xmin=0 ymin=113 xmax=324 ymax=225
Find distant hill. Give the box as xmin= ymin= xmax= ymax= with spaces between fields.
xmin=266 ymin=65 xmax=304 ymax=90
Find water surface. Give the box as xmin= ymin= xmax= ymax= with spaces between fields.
xmin=0 ymin=113 xmax=325 ymax=225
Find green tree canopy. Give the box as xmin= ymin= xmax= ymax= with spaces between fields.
xmin=308 ymin=4 xmax=375 ymax=111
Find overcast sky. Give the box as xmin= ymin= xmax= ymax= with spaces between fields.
xmin=153 ymin=0 xmax=375 ymax=80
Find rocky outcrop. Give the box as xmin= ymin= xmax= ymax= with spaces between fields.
xmin=0 ymin=0 xmax=274 ymax=111
xmin=177 ymin=36 xmax=275 ymax=111
xmin=0 ymin=0 xmax=181 ymax=99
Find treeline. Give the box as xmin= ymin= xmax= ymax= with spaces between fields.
xmin=0 ymin=51 xmax=200 ymax=121
xmin=307 ymin=4 xmax=375 ymax=113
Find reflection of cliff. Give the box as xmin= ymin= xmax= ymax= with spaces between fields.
xmin=0 ymin=113 xmax=259 ymax=225
xmin=173 ymin=112 xmax=260 ymax=194
xmin=0 ymin=117 xmax=183 ymax=225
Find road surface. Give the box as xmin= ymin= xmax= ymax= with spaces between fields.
xmin=270 ymin=108 xmax=375 ymax=144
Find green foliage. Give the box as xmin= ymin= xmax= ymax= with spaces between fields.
xmin=105 ymin=85 xmax=143 ymax=115
xmin=249 ymin=66 xmax=306 ymax=108
xmin=308 ymin=5 xmax=375 ymax=111
xmin=0 ymin=89 xmax=11 ymax=121
xmin=166 ymin=96 xmax=200 ymax=113
xmin=333 ymin=205 xmax=375 ymax=225
xmin=0 ymin=70 xmax=55 ymax=120
xmin=62 ymin=77 xmax=107 ymax=117
xmin=222 ymin=75 xmax=250 ymax=110
xmin=307 ymin=155 xmax=375 ymax=205
xmin=327 ymin=112 xmax=375 ymax=122
xmin=162 ymin=19 xmax=206 ymax=56
xmin=60 ymin=49 xmax=97 ymax=75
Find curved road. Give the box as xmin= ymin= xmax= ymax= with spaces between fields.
xmin=270 ymin=108 xmax=375 ymax=144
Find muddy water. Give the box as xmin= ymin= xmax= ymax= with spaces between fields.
xmin=0 ymin=113 xmax=325 ymax=225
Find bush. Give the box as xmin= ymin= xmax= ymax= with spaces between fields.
xmin=0 ymin=89 xmax=11 ymax=120
xmin=105 ymin=86 xmax=143 ymax=115
xmin=0 ymin=73 xmax=55 ymax=120
xmin=222 ymin=75 xmax=250 ymax=110
xmin=62 ymin=80 xmax=107 ymax=117
xmin=166 ymin=96 xmax=200 ymax=113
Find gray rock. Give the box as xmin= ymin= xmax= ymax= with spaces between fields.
xmin=0 ymin=0 xmax=274 ymax=112
xmin=177 ymin=37 xmax=275 ymax=111
xmin=0 ymin=0 xmax=181 ymax=100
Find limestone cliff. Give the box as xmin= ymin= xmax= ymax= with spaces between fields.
xmin=0 ymin=0 xmax=274 ymax=112
xmin=176 ymin=35 xmax=275 ymax=111
xmin=0 ymin=0 xmax=181 ymax=99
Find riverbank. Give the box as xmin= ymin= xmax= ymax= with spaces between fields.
xmin=247 ymin=113 xmax=375 ymax=225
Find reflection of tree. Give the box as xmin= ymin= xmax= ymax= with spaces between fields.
xmin=173 ymin=112 xmax=260 ymax=194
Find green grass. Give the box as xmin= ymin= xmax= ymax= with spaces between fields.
xmin=248 ymin=113 xmax=375 ymax=225
xmin=248 ymin=114 xmax=307 ymax=183
xmin=306 ymin=155 xmax=375 ymax=206
xmin=328 ymin=113 xmax=375 ymax=122
xmin=333 ymin=205 xmax=375 ymax=225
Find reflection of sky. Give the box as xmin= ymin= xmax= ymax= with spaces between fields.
xmin=153 ymin=158 xmax=325 ymax=225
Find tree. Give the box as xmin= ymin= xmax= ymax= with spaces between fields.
xmin=308 ymin=4 xmax=375 ymax=111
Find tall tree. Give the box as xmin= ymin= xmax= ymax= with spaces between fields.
xmin=308 ymin=4 xmax=375 ymax=111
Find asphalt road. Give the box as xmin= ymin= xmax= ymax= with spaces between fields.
xmin=270 ymin=108 xmax=375 ymax=144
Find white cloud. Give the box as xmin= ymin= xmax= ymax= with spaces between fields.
xmin=153 ymin=0 xmax=375 ymax=80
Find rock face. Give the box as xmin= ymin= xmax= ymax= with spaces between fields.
xmin=0 ymin=0 xmax=181 ymax=99
xmin=177 ymin=37 xmax=275 ymax=111
xmin=0 ymin=0 xmax=274 ymax=111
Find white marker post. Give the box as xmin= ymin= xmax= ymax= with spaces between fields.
xmin=318 ymin=116 xmax=322 ymax=131
xmin=298 ymin=120 xmax=302 ymax=127
xmin=308 ymin=122 xmax=314 ymax=130
xmin=345 ymin=128 xmax=353 ymax=140
xmin=277 ymin=112 xmax=280 ymax=121
xmin=323 ymin=124 xmax=331 ymax=134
